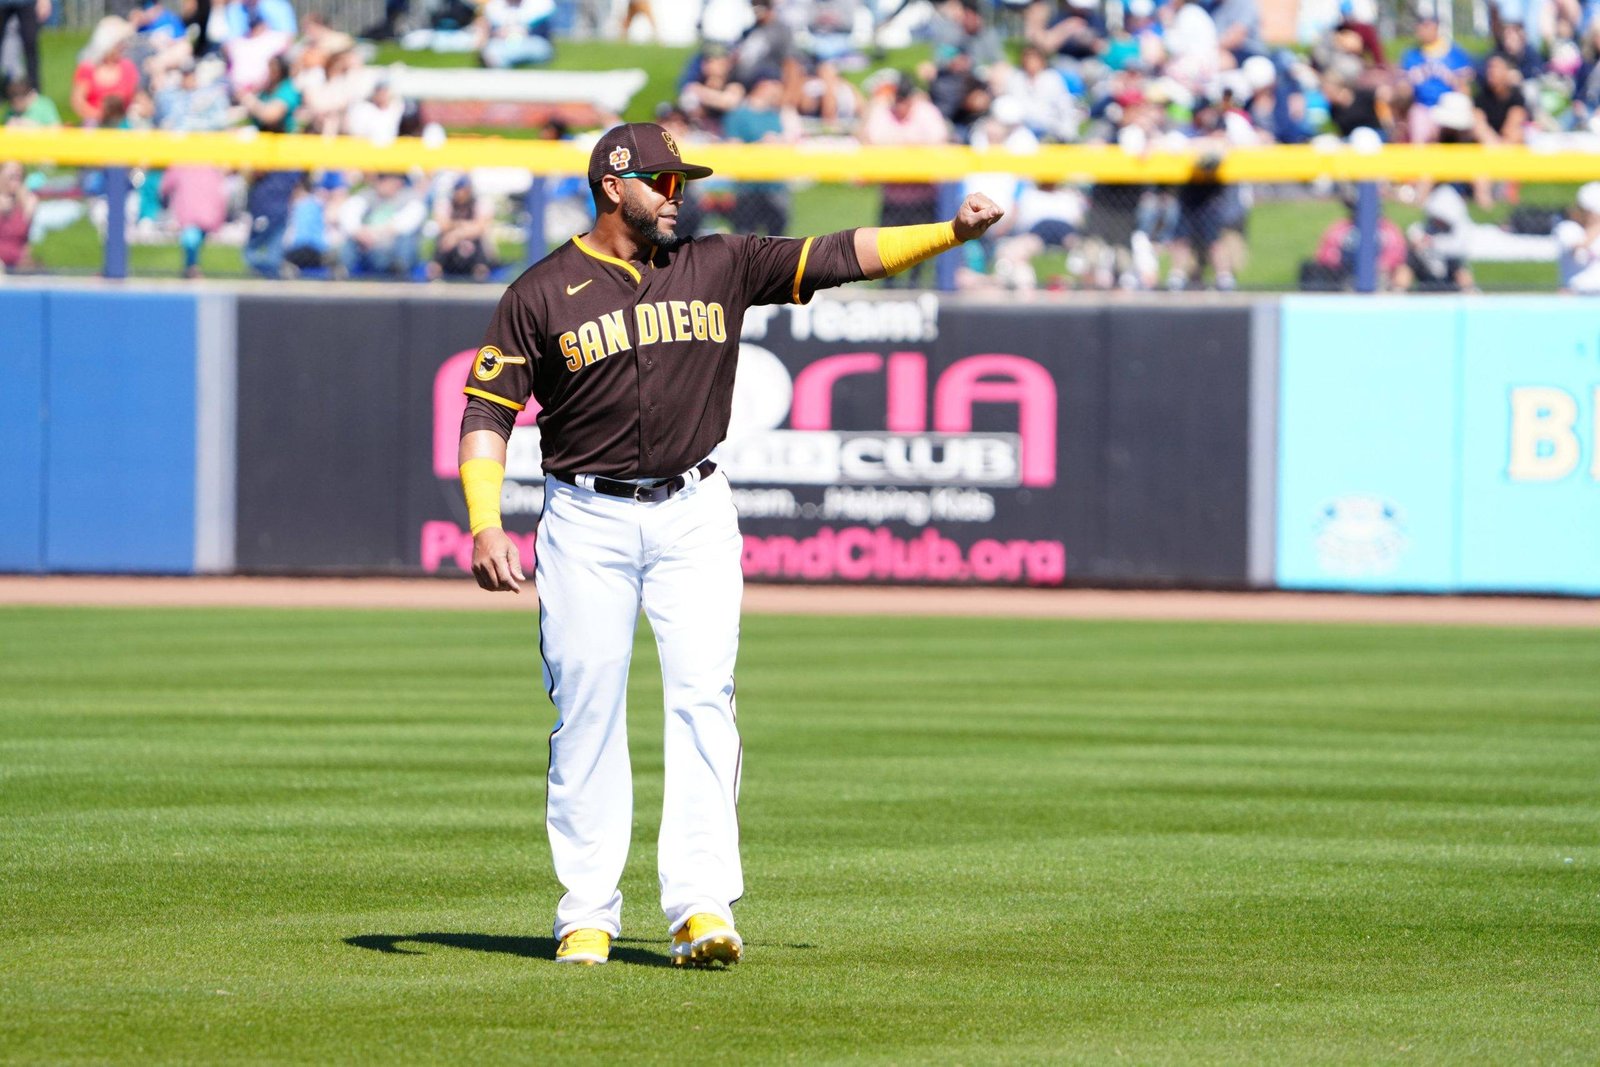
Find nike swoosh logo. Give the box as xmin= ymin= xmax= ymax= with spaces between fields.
xmin=566 ymin=280 xmax=593 ymax=296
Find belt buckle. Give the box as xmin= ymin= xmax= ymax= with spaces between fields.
xmin=635 ymin=482 xmax=670 ymax=503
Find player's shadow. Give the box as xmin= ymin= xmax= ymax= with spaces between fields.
xmin=344 ymin=932 xmax=675 ymax=968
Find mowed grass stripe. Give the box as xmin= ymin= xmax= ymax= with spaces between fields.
xmin=1 ymin=605 xmax=1596 ymax=1064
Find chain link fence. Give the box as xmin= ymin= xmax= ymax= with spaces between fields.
xmin=6 ymin=162 xmax=1583 ymax=292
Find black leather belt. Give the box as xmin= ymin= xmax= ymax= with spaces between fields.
xmin=552 ymin=460 xmax=717 ymax=503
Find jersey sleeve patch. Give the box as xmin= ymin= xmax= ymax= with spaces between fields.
xmin=472 ymin=345 xmax=529 ymax=382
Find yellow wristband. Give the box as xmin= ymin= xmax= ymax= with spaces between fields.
xmin=460 ymin=457 xmax=505 ymax=536
xmin=875 ymin=221 xmax=960 ymax=276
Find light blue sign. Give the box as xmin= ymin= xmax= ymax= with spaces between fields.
xmin=1277 ymin=299 xmax=1460 ymax=591
xmin=1458 ymin=300 xmax=1600 ymax=595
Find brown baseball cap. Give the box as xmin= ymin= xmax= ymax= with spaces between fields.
xmin=586 ymin=122 xmax=713 ymax=184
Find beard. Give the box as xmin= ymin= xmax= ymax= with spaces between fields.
xmin=621 ymin=188 xmax=686 ymax=251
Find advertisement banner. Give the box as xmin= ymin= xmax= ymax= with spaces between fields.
xmin=237 ymin=292 xmax=1252 ymax=586
xmin=1276 ymin=298 xmax=1460 ymax=591
xmin=1458 ymin=300 xmax=1600 ymax=595
xmin=413 ymin=295 xmax=1251 ymax=587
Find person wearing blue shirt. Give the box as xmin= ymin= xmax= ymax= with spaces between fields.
xmin=223 ymin=0 xmax=296 ymax=40
xmin=131 ymin=0 xmax=187 ymax=41
xmin=1400 ymin=12 xmax=1475 ymax=140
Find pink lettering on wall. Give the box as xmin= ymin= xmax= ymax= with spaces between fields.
xmin=790 ymin=352 xmax=881 ymax=430
xmin=933 ymin=355 xmax=1057 ymax=488
xmin=741 ymin=526 xmax=1066 ymax=585
xmin=432 ymin=350 xmax=541 ymax=478
xmin=885 ymin=352 xmax=927 ymax=433
xmin=787 ymin=351 xmax=1058 ymax=488
xmin=420 ymin=520 xmax=537 ymax=574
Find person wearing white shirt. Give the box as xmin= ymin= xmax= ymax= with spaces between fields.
xmin=1556 ymin=182 xmax=1600 ymax=293
xmin=336 ymin=172 xmax=427 ymax=278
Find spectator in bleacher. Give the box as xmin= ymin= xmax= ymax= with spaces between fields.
xmin=925 ymin=46 xmax=992 ymax=138
xmin=155 ymin=57 xmax=232 ymax=131
xmin=1303 ymin=191 xmax=1407 ymax=290
xmin=225 ymin=10 xmax=294 ymax=95
xmin=5 ymin=75 xmax=60 ymax=125
xmin=861 ymin=71 xmax=952 ymax=286
xmin=476 ymin=0 xmax=556 ymax=68
xmin=182 ymin=0 xmax=214 ymax=58
xmin=1161 ymin=0 xmax=1226 ymax=95
xmin=1401 ymin=12 xmax=1475 ymax=142
xmin=71 ymin=18 xmax=141 ymax=126
xmin=346 ymin=76 xmax=405 ymax=143
xmin=127 ymin=0 xmax=197 ymax=85
xmin=679 ymin=44 xmax=745 ymax=134
xmin=0 ymin=159 xmax=37 ymax=273
xmin=796 ymin=56 xmax=864 ymax=131
xmin=1001 ymin=43 xmax=1080 ymax=142
xmin=1400 ymin=184 xmax=1474 ymax=292
xmin=283 ymin=173 xmax=336 ymax=271
xmin=131 ymin=0 xmax=188 ymax=44
xmin=239 ymin=53 xmax=300 ymax=131
xmin=1024 ymin=0 xmax=1107 ymax=64
xmin=244 ymin=167 xmax=302 ymax=276
xmin=0 ymin=0 xmax=47 ymax=95
xmin=1568 ymin=19 xmax=1600 ymax=125
xmin=1475 ymin=54 xmax=1529 ymax=143
xmin=1489 ymin=18 xmax=1547 ymax=82
xmin=1322 ymin=67 xmax=1393 ymax=140
xmin=1555 ymin=181 xmax=1600 ymax=292
xmin=336 ymin=172 xmax=426 ymax=278
xmin=1167 ymin=95 xmax=1253 ymax=290
xmin=1209 ymin=0 xmax=1266 ymax=63
xmin=991 ymin=179 xmax=1086 ymax=289
xmin=160 ymin=163 xmax=230 ymax=278
xmin=300 ymin=47 xmax=371 ymax=133
xmin=932 ymin=0 xmax=1006 ymax=69
xmin=428 ymin=174 xmax=499 ymax=280
xmin=730 ymin=0 xmax=795 ymax=88
xmin=722 ymin=77 xmax=798 ymax=235
xmin=223 ymin=0 xmax=297 ymax=40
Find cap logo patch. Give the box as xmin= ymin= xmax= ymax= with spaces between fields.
xmin=473 ymin=345 xmax=527 ymax=382
xmin=661 ymin=130 xmax=681 ymax=157
xmin=609 ymin=146 xmax=631 ymax=171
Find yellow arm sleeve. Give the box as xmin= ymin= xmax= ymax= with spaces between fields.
xmin=460 ymin=457 xmax=506 ymax=536
xmin=874 ymin=221 xmax=960 ymax=276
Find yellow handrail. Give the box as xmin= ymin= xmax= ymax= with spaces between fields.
xmin=3 ymin=127 xmax=1599 ymax=183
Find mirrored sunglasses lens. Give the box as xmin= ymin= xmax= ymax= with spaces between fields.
xmin=652 ymin=172 xmax=683 ymax=198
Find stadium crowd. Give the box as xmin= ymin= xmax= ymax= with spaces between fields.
xmin=3 ymin=0 xmax=1600 ymax=290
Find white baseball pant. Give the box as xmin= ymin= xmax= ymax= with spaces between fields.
xmin=535 ymin=469 xmax=744 ymax=940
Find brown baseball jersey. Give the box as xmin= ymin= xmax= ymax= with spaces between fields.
xmin=462 ymin=229 xmax=863 ymax=480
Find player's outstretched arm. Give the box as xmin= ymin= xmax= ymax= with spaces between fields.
xmin=459 ymin=428 xmax=526 ymax=594
xmin=852 ymin=192 xmax=1006 ymax=279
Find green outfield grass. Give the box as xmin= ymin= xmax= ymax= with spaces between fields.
xmin=3 ymin=605 xmax=1597 ymax=1063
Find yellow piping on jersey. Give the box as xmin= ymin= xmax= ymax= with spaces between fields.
xmin=791 ymin=236 xmax=814 ymax=305
xmin=573 ymin=234 xmax=642 ymax=284
xmin=463 ymin=386 xmax=526 ymax=411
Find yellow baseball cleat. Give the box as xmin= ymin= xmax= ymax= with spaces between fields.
xmin=554 ymin=928 xmax=611 ymax=965
xmin=670 ymin=913 xmax=743 ymax=967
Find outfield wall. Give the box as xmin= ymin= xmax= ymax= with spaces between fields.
xmin=1 ymin=282 xmax=1594 ymax=595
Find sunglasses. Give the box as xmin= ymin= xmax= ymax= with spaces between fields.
xmin=619 ymin=171 xmax=686 ymax=199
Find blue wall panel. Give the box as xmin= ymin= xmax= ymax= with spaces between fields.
xmin=0 ymin=291 xmax=48 ymax=571
xmin=1457 ymin=301 xmax=1600 ymax=595
xmin=1276 ymin=299 xmax=1461 ymax=591
xmin=43 ymin=291 xmax=197 ymax=573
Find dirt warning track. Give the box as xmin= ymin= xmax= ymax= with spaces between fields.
xmin=0 ymin=576 xmax=1594 ymax=628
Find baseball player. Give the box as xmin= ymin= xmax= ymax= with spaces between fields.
xmin=458 ymin=122 xmax=1002 ymax=966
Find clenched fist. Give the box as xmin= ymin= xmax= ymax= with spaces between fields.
xmin=952 ymin=193 xmax=1005 ymax=241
